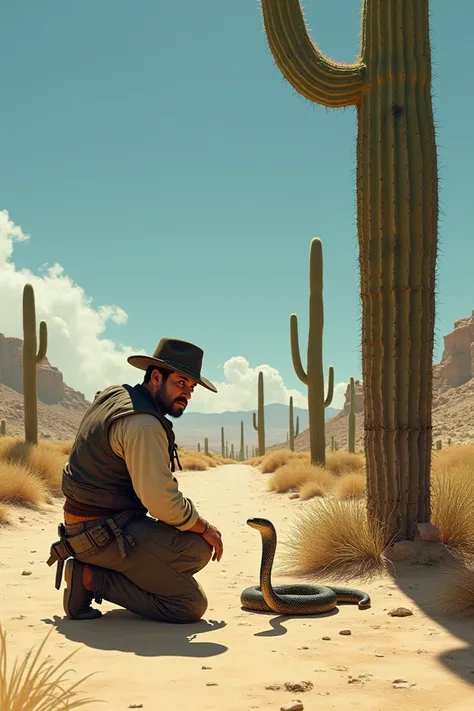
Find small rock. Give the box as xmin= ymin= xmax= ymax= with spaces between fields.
xmin=322 ymin=636 xmax=331 ymax=641
xmin=206 ymin=682 xmax=218 ymax=686
xmin=265 ymin=684 xmax=281 ymax=691
xmin=348 ymin=677 xmax=362 ymax=684
xmin=201 ymin=665 xmax=211 ymax=670
xmin=417 ymin=522 xmax=440 ymax=542
xmin=128 ymin=705 xmax=143 ymax=709
xmin=388 ymin=607 xmax=413 ymax=617
xmin=289 ymin=493 xmax=300 ymax=500
xmin=284 ymin=681 xmax=313 ymax=693
xmin=339 ymin=629 xmax=351 ymax=635
xmin=21 ymin=571 xmax=32 ymax=576
xmin=392 ymin=679 xmax=413 ymax=689
xmin=281 ymin=702 xmax=304 ymax=711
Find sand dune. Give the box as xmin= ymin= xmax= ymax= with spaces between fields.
xmin=1 ymin=463 xmax=473 ymax=710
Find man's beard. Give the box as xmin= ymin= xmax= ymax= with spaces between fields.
xmin=153 ymin=384 xmax=187 ymax=418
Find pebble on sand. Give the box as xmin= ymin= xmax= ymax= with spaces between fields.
xmin=388 ymin=607 xmax=413 ymax=617
xmin=281 ymin=702 xmax=304 ymax=711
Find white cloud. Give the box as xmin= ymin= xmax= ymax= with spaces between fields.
xmin=188 ymin=356 xmax=347 ymax=413
xmin=0 ymin=210 xmax=347 ymax=412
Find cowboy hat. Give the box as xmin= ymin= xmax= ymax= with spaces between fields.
xmin=127 ymin=337 xmax=217 ymax=393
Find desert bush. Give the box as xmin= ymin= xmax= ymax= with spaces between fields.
xmin=334 ymin=472 xmax=367 ymax=500
xmin=0 ymin=461 xmax=48 ymax=507
xmin=277 ymin=497 xmax=389 ymax=581
xmin=0 ymin=439 xmax=66 ymax=496
xmin=0 ymin=625 xmax=99 ymax=710
xmin=431 ymin=464 xmax=474 ymax=556
xmin=268 ymin=459 xmax=333 ymax=495
xmin=0 ymin=503 xmax=9 ymax=525
xmin=260 ymin=448 xmax=296 ymax=474
xmin=325 ymin=450 xmax=365 ymax=476
xmin=432 ymin=562 xmax=474 ymax=616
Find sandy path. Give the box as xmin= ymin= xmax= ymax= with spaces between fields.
xmin=1 ymin=464 xmax=473 ymax=710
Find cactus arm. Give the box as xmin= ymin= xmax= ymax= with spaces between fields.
xmin=295 ymin=415 xmax=299 ymax=438
xmin=252 ymin=412 xmax=258 ymax=431
xmin=36 ymin=321 xmax=47 ymax=363
xmin=260 ymin=0 xmax=365 ymax=108
xmin=324 ymin=365 xmax=334 ymax=407
xmin=290 ymin=314 xmax=308 ymax=385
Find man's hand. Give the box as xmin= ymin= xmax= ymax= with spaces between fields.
xmin=202 ymin=524 xmax=223 ymax=562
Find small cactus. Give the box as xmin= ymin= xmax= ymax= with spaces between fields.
xmin=204 ymin=438 xmax=209 ymax=456
xmin=348 ymin=377 xmax=356 ymax=453
xmin=0 ymin=419 xmax=5 ymax=436
xmin=221 ymin=426 xmax=225 ymax=457
xmin=197 ymin=442 xmax=201 ymax=453
xmin=239 ymin=420 xmax=245 ymax=461
xmin=252 ymin=371 xmax=266 ymax=456
xmin=231 ymin=443 xmax=235 ymax=459
xmin=289 ymin=396 xmax=297 ymax=451
xmin=22 ymin=283 xmax=47 ymax=445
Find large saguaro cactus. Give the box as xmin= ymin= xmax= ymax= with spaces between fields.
xmin=252 ymin=371 xmax=266 ymax=456
xmin=260 ymin=0 xmax=438 ymax=541
xmin=291 ymin=238 xmax=334 ymax=466
xmin=22 ymin=284 xmax=48 ymax=445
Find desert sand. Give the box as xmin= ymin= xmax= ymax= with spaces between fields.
xmin=1 ymin=463 xmax=474 ymax=711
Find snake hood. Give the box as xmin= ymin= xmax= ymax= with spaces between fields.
xmin=246 ymin=517 xmax=275 ymax=533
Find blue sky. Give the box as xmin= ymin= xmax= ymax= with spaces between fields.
xmin=0 ymin=0 xmax=472 ymax=412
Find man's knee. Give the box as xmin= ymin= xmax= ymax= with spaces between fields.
xmin=189 ymin=532 xmax=213 ymax=568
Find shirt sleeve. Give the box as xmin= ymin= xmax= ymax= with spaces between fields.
xmin=109 ymin=413 xmax=199 ymax=531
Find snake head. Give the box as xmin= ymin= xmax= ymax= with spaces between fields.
xmin=246 ymin=517 xmax=275 ymax=532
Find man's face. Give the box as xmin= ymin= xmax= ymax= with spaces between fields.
xmin=152 ymin=371 xmax=197 ymax=418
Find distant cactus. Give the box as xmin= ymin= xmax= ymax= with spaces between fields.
xmin=225 ymin=441 xmax=229 ymax=458
xmin=252 ymin=371 xmax=266 ymax=456
xmin=436 ymin=439 xmax=442 ymax=451
xmin=290 ymin=238 xmax=333 ymax=466
xmin=197 ymin=442 xmax=201 ymax=452
xmin=0 ymin=419 xmax=5 ymax=436
xmin=289 ymin=396 xmax=297 ymax=451
xmin=22 ymin=283 xmax=47 ymax=445
xmin=204 ymin=438 xmax=209 ymax=456
xmin=240 ymin=420 xmax=245 ymax=461
xmin=221 ymin=426 xmax=225 ymax=457
xmin=246 ymin=444 xmax=249 ymax=459
xmin=231 ymin=443 xmax=235 ymax=459
xmin=447 ymin=437 xmax=451 ymax=447
xmin=348 ymin=377 xmax=356 ymax=453
xmin=295 ymin=416 xmax=299 ymax=438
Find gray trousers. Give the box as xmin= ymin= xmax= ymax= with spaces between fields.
xmin=69 ymin=515 xmax=212 ymax=623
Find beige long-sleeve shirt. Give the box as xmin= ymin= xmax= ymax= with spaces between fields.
xmin=108 ymin=413 xmax=199 ymax=531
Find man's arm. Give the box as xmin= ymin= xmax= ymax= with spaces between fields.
xmin=109 ymin=413 xmax=207 ymax=532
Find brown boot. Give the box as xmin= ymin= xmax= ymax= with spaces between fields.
xmin=63 ymin=558 xmax=102 ymax=620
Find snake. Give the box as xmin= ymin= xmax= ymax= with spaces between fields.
xmin=240 ymin=517 xmax=371 ymax=614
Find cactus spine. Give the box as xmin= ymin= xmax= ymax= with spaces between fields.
xmin=290 ymin=238 xmax=334 ymax=466
xmin=348 ymin=377 xmax=356 ymax=453
xmin=240 ymin=420 xmax=245 ymax=461
xmin=260 ymin=0 xmax=438 ymax=541
xmin=252 ymin=371 xmax=266 ymax=456
xmin=22 ymin=284 xmax=47 ymax=445
xmin=221 ymin=427 xmax=225 ymax=457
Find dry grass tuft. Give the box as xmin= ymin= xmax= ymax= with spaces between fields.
xmin=0 ymin=503 xmax=10 ymax=525
xmin=0 ymin=461 xmax=47 ymax=507
xmin=260 ymin=449 xmax=296 ymax=474
xmin=0 ymin=437 xmax=67 ymax=497
xmin=431 ymin=463 xmax=474 ymax=556
xmin=325 ymin=450 xmax=365 ymax=476
xmin=430 ymin=562 xmax=474 ymax=616
xmin=298 ymin=469 xmax=336 ymax=500
xmin=334 ymin=472 xmax=367 ymax=500
xmin=246 ymin=455 xmax=265 ymax=467
xmin=268 ymin=460 xmax=332 ymax=495
xmin=0 ymin=625 xmax=100 ymax=710
xmin=277 ymin=497 xmax=389 ymax=582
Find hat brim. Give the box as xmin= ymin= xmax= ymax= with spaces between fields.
xmin=127 ymin=355 xmax=218 ymax=393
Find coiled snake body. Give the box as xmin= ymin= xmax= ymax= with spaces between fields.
xmin=240 ymin=517 xmax=371 ymax=614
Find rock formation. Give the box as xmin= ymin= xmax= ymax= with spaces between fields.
xmin=433 ymin=310 xmax=474 ymax=388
